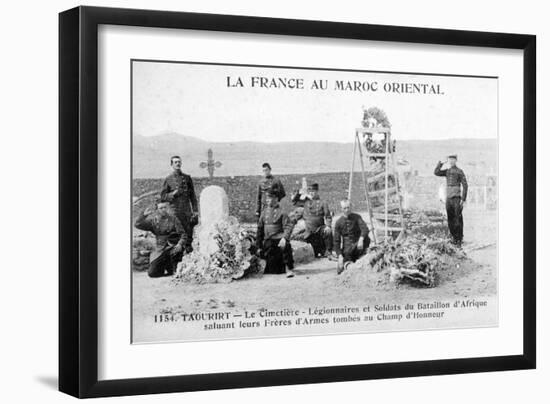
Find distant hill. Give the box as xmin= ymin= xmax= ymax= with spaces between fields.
xmin=133 ymin=133 xmax=497 ymax=179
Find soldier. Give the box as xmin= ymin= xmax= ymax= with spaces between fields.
xmin=434 ymin=154 xmax=468 ymax=246
xmin=333 ymin=199 xmax=370 ymax=274
xmin=160 ymin=156 xmax=199 ymax=251
xmin=291 ymin=183 xmax=333 ymax=258
xmin=256 ymin=190 xmax=295 ymax=277
xmin=256 ymin=162 xmax=286 ymax=219
xmin=135 ymin=201 xmax=187 ymax=278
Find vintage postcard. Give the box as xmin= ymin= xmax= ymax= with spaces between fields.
xmin=131 ymin=60 xmax=498 ymax=343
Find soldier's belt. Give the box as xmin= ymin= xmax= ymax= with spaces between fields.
xmin=342 ymin=236 xmax=360 ymax=245
xmin=265 ymin=232 xmax=285 ymax=240
xmin=446 ymin=186 xmax=462 ymax=198
xmin=305 ymin=217 xmax=325 ymax=227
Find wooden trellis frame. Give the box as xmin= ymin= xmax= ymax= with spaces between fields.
xmin=348 ymin=126 xmax=406 ymax=243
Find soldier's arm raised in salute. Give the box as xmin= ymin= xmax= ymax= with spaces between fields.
xmin=434 ymin=160 xmax=447 ymax=177
xmin=135 ymin=208 xmax=155 ymax=232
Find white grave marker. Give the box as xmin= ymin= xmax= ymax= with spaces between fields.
xmin=197 ymin=185 xmax=229 ymax=255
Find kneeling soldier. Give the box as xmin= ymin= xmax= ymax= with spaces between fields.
xmin=135 ymin=201 xmax=187 ymax=278
xmin=292 ymin=183 xmax=333 ymax=258
xmin=256 ymin=190 xmax=295 ymax=277
xmin=333 ymin=199 xmax=370 ymax=274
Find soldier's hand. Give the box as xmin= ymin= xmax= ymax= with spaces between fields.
xmin=357 ymin=237 xmax=364 ymax=251
xmin=143 ymin=206 xmax=154 ymax=216
xmin=256 ymin=248 xmax=262 ymax=257
xmin=171 ymin=243 xmax=183 ymax=256
xmin=255 ymin=211 xmax=260 ymax=217
xmin=191 ymin=212 xmax=199 ymax=224
xmin=278 ymin=238 xmax=287 ymax=249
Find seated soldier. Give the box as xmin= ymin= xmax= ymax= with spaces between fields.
xmin=333 ymin=199 xmax=370 ymax=274
xmin=134 ymin=201 xmax=187 ymax=278
xmin=256 ymin=190 xmax=295 ymax=277
xmin=292 ymin=183 xmax=333 ymax=258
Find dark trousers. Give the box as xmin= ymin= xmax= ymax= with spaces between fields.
xmin=339 ymin=235 xmax=370 ymax=264
xmin=445 ymin=196 xmax=464 ymax=243
xmin=262 ymin=238 xmax=294 ymax=274
xmin=176 ymin=213 xmax=196 ymax=252
xmin=148 ymin=248 xmax=183 ymax=278
xmin=341 ymin=241 xmax=368 ymax=264
xmin=305 ymin=225 xmax=333 ymax=256
xmin=184 ymin=222 xmax=196 ymax=251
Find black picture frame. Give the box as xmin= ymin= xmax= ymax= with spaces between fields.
xmin=59 ymin=5 xmax=536 ymax=398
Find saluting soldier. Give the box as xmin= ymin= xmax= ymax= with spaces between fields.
xmin=333 ymin=199 xmax=370 ymax=274
xmin=256 ymin=190 xmax=295 ymax=277
xmin=256 ymin=162 xmax=286 ymax=219
xmin=291 ymin=183 xmax=333 ymax=258
xmin=434 ymin=154 xmax=468 ymax=246
xmin=160 ymin=156 xmax=199 ymax=252
xmin=135 ymin=201 xmax=187 ymax=278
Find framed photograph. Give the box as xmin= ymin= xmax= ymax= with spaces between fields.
xmin=59 ymin=6 xmax=536 ymax=398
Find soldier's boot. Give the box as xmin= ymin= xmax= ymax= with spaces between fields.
xmin=286 ymin=268 xmax=295 ymax=278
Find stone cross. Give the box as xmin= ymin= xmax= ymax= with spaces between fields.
xmin=199 ymin=148 xmax=222 ymax=178
xmin=197 ymin=185 xmax=229 ymax=256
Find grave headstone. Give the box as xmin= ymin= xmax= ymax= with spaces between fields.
xmin=197 ymin=185 xmax=229 ymax=255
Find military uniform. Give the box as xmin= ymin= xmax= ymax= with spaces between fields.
xmin=334 ymin=213 xmax=370 ymax=263
xmin=292 ymin=192 xmax=333 ymax=256
xmin=434 ymin=161 xmax=468 ymax=244
xmin=135 ymin=211 xmax=187 ymax=278
xmin=256 ymin=204 xmax=294 ymax=274
xmin=256 ymin=175 xmax=286 ymax=217
xmin=160 ymin=170 xmax=198 ymax=250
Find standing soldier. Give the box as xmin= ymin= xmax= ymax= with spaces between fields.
xmin=292 ymin=183 xmax=333 ymax=258
xmin=434 ymin=154 xmax=468 ymax=246
xmin=256 ymin=162 xmax=286 ymax=219
xmin=333 ymin=199 xmax=370 ymax=274
xmin=160 ymin=156 xmax=199 ymax=252
xmin=256 ymin=190 xmax=295 ymax=277
xmin=135 ymin=202 xmax=187 ymax=278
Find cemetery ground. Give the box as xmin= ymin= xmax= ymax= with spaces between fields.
xmin=132 ymin=207 xmax=498 ymax=340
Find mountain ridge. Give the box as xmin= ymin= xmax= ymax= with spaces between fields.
xmin=133 ymin=133 xmax=497 ymax=179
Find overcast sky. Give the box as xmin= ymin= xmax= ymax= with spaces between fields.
xmin=132 ymin=61 xmax=497 ymax=143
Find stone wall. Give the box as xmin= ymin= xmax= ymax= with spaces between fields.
xmin=133 ymin=172 xmax=492 ymax=223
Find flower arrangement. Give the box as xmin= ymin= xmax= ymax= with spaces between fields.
xmin=174 ymin=217 xmax=261 ymax=284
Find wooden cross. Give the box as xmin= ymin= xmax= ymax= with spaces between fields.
xmin=199 ymin=148 xmax=222 ymax=178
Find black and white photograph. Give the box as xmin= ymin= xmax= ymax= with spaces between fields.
xmin=131 ymin=60 xmax=498 ymax=343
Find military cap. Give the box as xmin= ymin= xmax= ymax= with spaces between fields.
xmin=448 ymin=154 xmax=457 ymax=159
xmin=308 ymin=183 xmax=319 ymax=190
